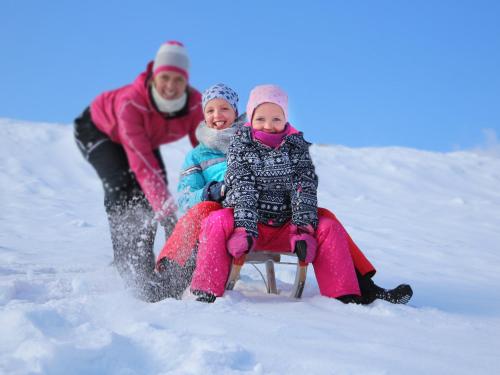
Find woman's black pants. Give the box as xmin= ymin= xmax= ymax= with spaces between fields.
xmin=74 ymin=107 xmax=183 ymax=301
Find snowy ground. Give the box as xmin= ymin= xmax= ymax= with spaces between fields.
xmin=1 ymin=118 xmax=500 ymax=375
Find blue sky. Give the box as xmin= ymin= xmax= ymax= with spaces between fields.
xmin=1 ymin=0 xmax=499 ymax=151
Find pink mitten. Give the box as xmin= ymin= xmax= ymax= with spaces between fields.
xmin=227 ymin=227 xmax=255 ymax=258
xmin=290 ymin=224 xmax=317 ymax=263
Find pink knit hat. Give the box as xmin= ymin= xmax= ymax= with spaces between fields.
xmin=246 ymin=84 xmax=288 ymax=122
xmin=153 ymin=41 xmax=190 ymax=80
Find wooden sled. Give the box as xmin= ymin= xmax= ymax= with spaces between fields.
xmin=225 ymin=251 xmax=308 ymax=299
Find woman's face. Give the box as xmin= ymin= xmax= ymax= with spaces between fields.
xmin=153 ymin=71 xmax=188 ymax=100
xmin=204 ymin=98 xmax=236 ymax=130
xmin=251 ymin=102 xmax=286 ymax=133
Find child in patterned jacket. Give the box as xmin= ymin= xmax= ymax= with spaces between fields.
xmin=190 ymin=84 xmax=413 ymax=304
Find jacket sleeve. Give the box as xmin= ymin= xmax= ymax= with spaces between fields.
xmin=224 ymin=141 xmax=259 ymax=237
xmin=118 ymin=100 xmax=170 ymax=213
xmin=177 ymin=148 xmax=207 ymax=215
xmin=290 ymin=143 xmax=319 ymax=228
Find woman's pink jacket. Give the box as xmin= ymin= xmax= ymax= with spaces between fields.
xmin=90 ymin=62 xmax=203 ymax=213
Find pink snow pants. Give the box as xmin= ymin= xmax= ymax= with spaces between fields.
xmin=190 ymin=208 xmax=361 ymax=298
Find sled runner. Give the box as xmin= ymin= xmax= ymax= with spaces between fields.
xmin=225 ymin=251 xmax=308 ymax=298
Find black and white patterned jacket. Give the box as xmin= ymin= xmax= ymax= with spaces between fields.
xmin=223 ymin=124 xmax=318 ymax=237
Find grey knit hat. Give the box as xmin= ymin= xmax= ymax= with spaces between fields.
xmin=153 ymin=41 xmax=190 ymax=79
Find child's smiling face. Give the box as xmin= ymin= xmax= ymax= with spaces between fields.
xmin=251 ymin=103 xmax=286 ymax=133
xmin=204 ymin=98 xmax=236 ymax=130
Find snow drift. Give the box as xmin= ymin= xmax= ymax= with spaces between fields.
xmin=1 ymin=118 xmax=499 ymax=374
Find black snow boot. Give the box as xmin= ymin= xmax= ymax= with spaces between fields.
xmin=339 ymin=272 xmax=413 ymax=305
xmin=192 ymin=290 xmax=216 ymax=303
xmin=337 ymin=294 xmax=364 ymax=304
xmin=358 ymin=271 xmax=413 ymax=305
xmin=375 ymin=284 xmax=413 ymax=305
xmin=337 ymin=271 xmax=379 ymax=305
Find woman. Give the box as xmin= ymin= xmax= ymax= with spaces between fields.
xmin=74 ymin=41 xmax=203 ymax=302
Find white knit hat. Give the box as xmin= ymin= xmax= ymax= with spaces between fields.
xmin=153 ymin=41 xmax=190 ymax=80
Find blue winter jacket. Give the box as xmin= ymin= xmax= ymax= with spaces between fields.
xmin=177 ymin=116 xmax=246 ymax=214
xmin=177 ymin=143 xmax=227 ymax=214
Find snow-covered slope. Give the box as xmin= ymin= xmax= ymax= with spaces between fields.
xmin=1 ymin=118 xmax=499 ymax=374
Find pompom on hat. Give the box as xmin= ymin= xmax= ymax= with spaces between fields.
xmin=246 ymin=84 xmax=288 ymax=122
xmin=202 ymin=83 xmax=239 ymax=115
xmin=153 ymin=41 xmax=190 ymax=80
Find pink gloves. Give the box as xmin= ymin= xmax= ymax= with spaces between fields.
xmin=227 ymin=227 xmax=255 ymax=258
xmin=227 ymin=225 xmax=317 ymax=263
xmin=290 ymin=224 xmax=317 ymax=263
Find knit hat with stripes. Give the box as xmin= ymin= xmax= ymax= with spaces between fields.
xmin=153 ymin=41 xmax=190 ymax=80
